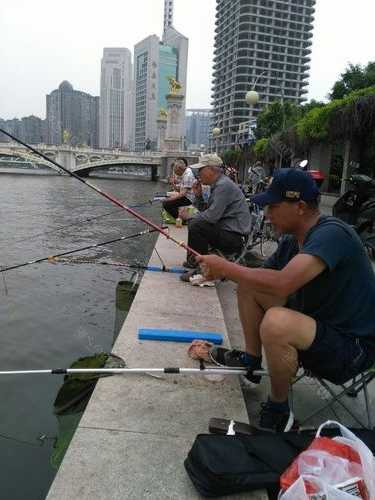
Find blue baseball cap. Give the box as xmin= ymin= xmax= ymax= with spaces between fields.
xmin=251 ymin=168 xmax=320 ymax=207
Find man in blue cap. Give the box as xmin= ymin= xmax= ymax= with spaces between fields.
xmin=198 ymin=168 xmax=375 ymax=432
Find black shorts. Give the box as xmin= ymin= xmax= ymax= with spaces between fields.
xmin=298 ymin=321 xmax=374 ymax=385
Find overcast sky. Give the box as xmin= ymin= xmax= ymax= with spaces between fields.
xmin=1 ymin=0 xmax=374 ymax=120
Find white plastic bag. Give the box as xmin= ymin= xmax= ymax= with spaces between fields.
xmin=280 ymin=475 xmax=361 ymax=499
xmin=279 ymin=420 xmax=375 ymax=499
xmin=317 ymin=421 xmax=375 ymax=499
xmin=297 ymin=449 xmax=362 ymax=485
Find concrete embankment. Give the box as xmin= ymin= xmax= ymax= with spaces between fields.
xmin=47 ymin=226 xmax=267 ymax=499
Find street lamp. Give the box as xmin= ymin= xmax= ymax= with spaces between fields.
xmin=212 ymin=127 xmax=221 ymax=153
xmin=245 ymin=72 xmax=287 ymax=170
xmin=245 ymin=70 xmax=269 ymax=107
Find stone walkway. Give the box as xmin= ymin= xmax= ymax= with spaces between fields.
xmin=47 ymin=226 xmax=267 ymax=499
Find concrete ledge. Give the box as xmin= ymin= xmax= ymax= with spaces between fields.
xmin=47 ymin=226 xmax=267 ymax=499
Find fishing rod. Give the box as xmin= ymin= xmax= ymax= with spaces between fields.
xmin=0 ymin=227 xmax=160 ymax=273
xmin=0 ymin=130 xmax=200 ymax=258
xmin=55 ymin=258 xmax=185 ymax=274
xmin=2 ymin=198 xmax=162 ymax=244
xmin=0 ymin=366 xmax=268 ymax=377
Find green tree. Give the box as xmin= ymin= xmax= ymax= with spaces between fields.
xmin=299 ymin=99 xmax=325 ymax=116
xmin=330 ymin=62 xmax=375 ymax=100
xmin=255 ymin=100 xmax=301 ymax=139
xmin=222 ymin=148 xmax=241 ymax=166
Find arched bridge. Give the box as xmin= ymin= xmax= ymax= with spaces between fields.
xmin=0 ymin=143 xmax=198 ymax=181
xmin=0 ymin=143 xmax=162 ymax=174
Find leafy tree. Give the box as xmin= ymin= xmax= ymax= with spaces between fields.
xmin=330 ymin=62 xmax=375 ymax=100
xmin=253 ymin=138 xmax=269 ymax=160
xmin=299 ymin=99 xmax=325 ymax=116
xmin=255 ymin=100 xmax=301 ymax=139
xmin=222 ymin=148 xmax=241 ymax=166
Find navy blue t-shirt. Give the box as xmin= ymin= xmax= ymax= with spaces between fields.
xmin=264 ymin=216 xmax=375 ymax=340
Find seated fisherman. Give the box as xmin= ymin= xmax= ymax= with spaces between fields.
xmin=197 ymin=168 xmax=375 ymax=432
xmin=162 ymin=158 xmax=195 ymax=219
xmin=179 ymin=153 xmax=251 ymax=270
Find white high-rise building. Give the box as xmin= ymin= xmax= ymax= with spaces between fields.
xmin=133 ymin=0 xmax=188 ymax=151
xmin=212 ymin=0 xmax=316 ymax=149
xmin=99 ymin=48 xmax=133 ymax=149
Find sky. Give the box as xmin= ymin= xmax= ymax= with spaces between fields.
xmin=1 ymin=0 xmax=375 ymax=120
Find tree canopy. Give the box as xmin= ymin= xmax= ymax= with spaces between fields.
xmin=330 ymin=62 xmax=375 ymax=100
xmin=255 ymin=100 xmax=301 ymax=139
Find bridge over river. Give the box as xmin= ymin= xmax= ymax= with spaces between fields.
xmin=0 ymin=143 xmax=198 ymax=180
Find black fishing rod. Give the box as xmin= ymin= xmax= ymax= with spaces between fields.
xmin=55 ymin=258 xmax=185 ymax=274
xmin=0 ymin=129 xmax=200 ymax=258
xmin=0 ymin=227 xmax=160 ymax=273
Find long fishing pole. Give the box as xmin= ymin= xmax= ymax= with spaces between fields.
xmin=0 ymin=227 xmax=159 ymax=273
xmin=2 ymin=198 xmax=162 ymax=244
xmin=0 ymin=130 xmax=200 ymax=258
xmin=0 ymin=367 xmax=268 ymax=377
xmin=54 ymin=258 xmax=185 ymax=274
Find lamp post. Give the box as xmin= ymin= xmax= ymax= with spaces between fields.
xmin=212 ymin=127 xmax=221 ymax=153
xmin=245 ymin=70 xmax=269 ymax=108
xmin=245 ymin=72 xmax=287 ymax=170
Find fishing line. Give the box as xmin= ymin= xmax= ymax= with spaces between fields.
xmin=1 ymin=199 xmax=161 ymax=244
xmin=0 ymin=227 xmax=160 ymax=274
xmin=0 ymin=130 xmax=200 ymax=258
xmin=153 ymin=247 xmax=168 ymax=271
xmin=1 ymin=272 xmax=8 ymax=296
xmin=0 ymin=430 xmax=44 ymax=447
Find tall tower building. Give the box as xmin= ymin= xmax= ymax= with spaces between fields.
xmin=46 ymin=81 xmax=99 ymax=146
xmin=99 ymin=48 xmax=133 ymax=149
xmin=134 ymin=35 xmax=162 ymax=152
xmin=212 ymin=0 xmax=316 ymax=149
xmin=186 ymin=109 xmax=212 ymax=150
xmin=133 ymin=0 xmax=188 ymax=151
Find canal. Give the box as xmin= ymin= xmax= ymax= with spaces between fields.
xmin=0 ymin=172 xmax=164 ymax=499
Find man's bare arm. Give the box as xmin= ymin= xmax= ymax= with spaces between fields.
xmin=199 ymin=253 xmax=326 ymax=297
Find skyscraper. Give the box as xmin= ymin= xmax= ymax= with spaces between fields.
xmin=212 ymin=0 xmax=316 ymax=149
xmin=186 ymin=109 xmax=211 ymax=150
xmin=0 ymin=116 xmax=46 ymax=144
xmin=133 ymin=0 xmax=188 ymax=151
xmin=46 ymin=81 xmax=99 ymax=146
xmin=99 ymin=48 xmax=133 ymax=149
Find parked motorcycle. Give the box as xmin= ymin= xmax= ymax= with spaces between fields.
xmin=332 ymin=173 xmax=375 ymax=257
xmin=298 ymin=159 xmax=325 ymax=188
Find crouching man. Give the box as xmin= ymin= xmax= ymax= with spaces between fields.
xmin=180 ymin=153 xmax=251 ymax=272
xmin=198 ymin=169 xmax=375 ymax=432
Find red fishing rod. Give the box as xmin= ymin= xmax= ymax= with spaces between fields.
xmin=0 ymin=129 xmax=200 ymax=258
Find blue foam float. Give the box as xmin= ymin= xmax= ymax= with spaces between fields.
xmin=138 ymin=328 xmax=223 ymax=344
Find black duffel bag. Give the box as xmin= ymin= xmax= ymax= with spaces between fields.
xmin=184 ymin=430 xmax=375 ymax=498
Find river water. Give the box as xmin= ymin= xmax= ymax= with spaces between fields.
xmin=0 ymin=171 xmax=164 ymax=499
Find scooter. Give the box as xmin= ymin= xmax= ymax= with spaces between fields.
xmin=332 ymin=173 xmax=375 ymax=258
xmin=298 ymin=159 xmax=325 ymax=188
